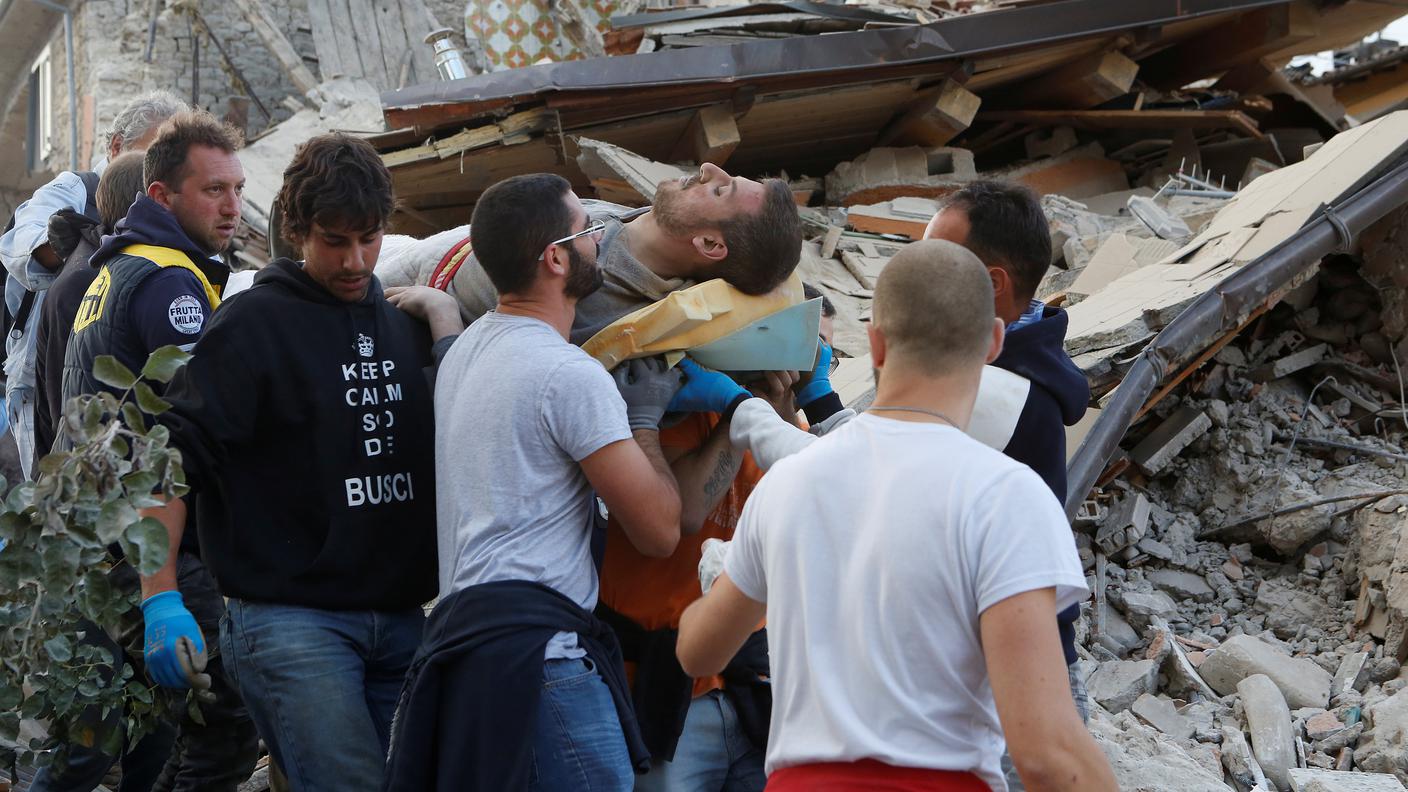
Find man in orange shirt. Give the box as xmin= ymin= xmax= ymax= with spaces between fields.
xmin=599 ymin=374 xmax=800 ymax=792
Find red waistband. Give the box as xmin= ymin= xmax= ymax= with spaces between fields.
xmin=766 ymin=759 xmax=990 ymax=792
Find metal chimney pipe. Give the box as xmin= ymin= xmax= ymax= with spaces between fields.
xmin=425 ymin=28 xmax=469 ymax=81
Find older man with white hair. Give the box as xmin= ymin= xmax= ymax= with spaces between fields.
xmin=0 ymin=89 xmax=188 ymax=475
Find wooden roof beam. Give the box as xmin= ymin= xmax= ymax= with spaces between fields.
xmin=877 ymin=78 xmax=981 ymax=147
xmin=996 ymin=48 xmax=1139 ymax=110
xmin=1135 ymin=2 xmax=1318 ymax=91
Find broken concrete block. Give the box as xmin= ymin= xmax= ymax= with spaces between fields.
xmin=1223 ymin=722 xmax=1267 ymax=788
xmin=1356 ymin=688 xmax=1408 ymax=780
xmin=1117 ymin=589 xmax=1177 ymax=632
xmin=1091 ymin=710 xmax=1231 ymax=792
xmin=1127 ymin=195 xmax=1192 ymax=242
xmin=1131 ymin=694 xmax=1195 ymax=739
xmin=1251 ymin=343 xmax=1329 ymax=383
xmin=1163 ymin=632 xmax=1221 ymax=701
xmin=1025 ymin=125 xmax=1079 ymax=160
xmin=1256 ymin=579 xmax=1331 ymax=640
xmin=1096 ymin=492 xmax=1151 ymax=555
xmin=1130 ymin=407 xmax=1213 ymax=476
xmin=1089 ymin=659 xmax=1159 ymax=713
xmin=574 ymin=136 xmax=693 ymax=206
xmin=1289 ymin=767 xmax=1407 ymax=791
xmin=1199 ymin=634 xmax=1332 ymax=709
xmin=1240 ymin=673 xmax=1297 ymax=791
xmin=1333 ymin=652 xmax=1371 ymax=697
xmin=1097 ymin=607 xmax=1143 ymax=657
xmin=1148 ymin=569 xmax=1215 ymax=602
xmin=1305 ymin=711 xmax=1347 ymax=742
xmin=825 ymin=146 xmax=974 ymax=206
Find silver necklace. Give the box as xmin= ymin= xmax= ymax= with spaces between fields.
xmin=868 ymin=405 xmax=957 ymax=427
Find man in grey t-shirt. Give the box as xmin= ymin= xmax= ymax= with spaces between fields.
xmin=425 ymin=173 xmax=686 ymax=788
xmin=448 ymin=163 xmax=804 ymax=343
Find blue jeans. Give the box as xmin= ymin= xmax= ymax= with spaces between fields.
xmin=634 ymin=691 xmax=765 ymax=792
xmin=529 ymin=657 xmax=633 ymax=791
xmin=220 ymin=599 xmax=425 ymax=792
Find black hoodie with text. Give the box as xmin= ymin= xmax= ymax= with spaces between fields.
xmin=160 ymin=258 xmax=438 ymax=610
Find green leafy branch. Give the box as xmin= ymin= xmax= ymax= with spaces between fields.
xmin=0 ymin=345 xmax=192 ymax=772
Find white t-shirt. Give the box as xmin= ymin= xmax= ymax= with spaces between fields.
xmin=724 ymin=413 xmax=1088 ymax=789
xmin=435 ymin=312 xmax=632 ymax=658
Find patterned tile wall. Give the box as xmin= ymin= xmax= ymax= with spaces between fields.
xmin=467 ymin=0 xmax=621 ymax=70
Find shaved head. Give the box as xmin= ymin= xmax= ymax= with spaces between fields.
xmin=873 ymin=240 xmax=995 ymax=376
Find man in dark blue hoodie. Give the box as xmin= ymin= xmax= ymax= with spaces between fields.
xmin=924 ymin=180 xmax=1091 ymax=789
xmin=923 ymin=180 xmax=1090 ymax=501
xmin=46 ymin=110 xmax=259 ymax=792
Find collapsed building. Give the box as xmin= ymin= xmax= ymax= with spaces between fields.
xmin=361 ymin=2 xmax=1408 ymax=789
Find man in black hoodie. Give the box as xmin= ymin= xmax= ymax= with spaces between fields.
xmin=139 ymin=133 xmax=447 ymax=792
xmin=44 ymin=112 xmax=259 ymax=792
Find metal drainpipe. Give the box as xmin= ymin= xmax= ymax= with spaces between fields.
xmin=23 ymin=0 xmax=78 ymax=172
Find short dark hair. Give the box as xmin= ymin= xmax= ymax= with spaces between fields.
xmin=277 ymin=133 xmax=395 ymax=246
xmin=802 ymin=282 xmax=836 ymax=317
xmin=97 ymin=151 xmax=146 ymax=231
xmin=143 ymin=110 xmax=243 ymax=190
xmin=712 ymin=179 xmax=802 ymax=295
xmin=942 ymin=180 xmax=1051 ymax=303
xmin=470 ymin=173 xmax=575 ymax=296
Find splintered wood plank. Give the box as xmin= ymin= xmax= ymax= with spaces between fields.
xmin=325 ymin=0 xmax=368 ymax=81
xmin=374 ymin=0 xmax=409 ymax=90
xmin=304 ymin=0 xmax=343 ymax=80
xmin=399 ymin=0 xmax=440 ymax=87
xmin=347 ymin=0 xmax=389 ymax=89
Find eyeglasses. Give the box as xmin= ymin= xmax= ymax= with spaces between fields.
xmin=551 ymin=221 xmax=607 ymax=248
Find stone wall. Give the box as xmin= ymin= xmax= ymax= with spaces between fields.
xmin=33 ymin=0 xmax=320 ymax=171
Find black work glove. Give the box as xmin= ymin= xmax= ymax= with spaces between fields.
xmin=47 ymin=209 xmax=98 ymax=263
xmin=612 ymin=356 xmax=684 ymax=431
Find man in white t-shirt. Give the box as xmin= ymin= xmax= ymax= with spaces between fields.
xmin=676 ymin=240 xmax=1116 ymax=792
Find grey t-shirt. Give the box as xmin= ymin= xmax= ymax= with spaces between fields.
xmin=435 ymin=311 xmax=632 ymax=658
xmin=453 ymin=201 xmax=695 ymax=345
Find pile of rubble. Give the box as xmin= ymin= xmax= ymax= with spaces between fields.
xmin=1061 ymin=201 xmax=1408 ymax=791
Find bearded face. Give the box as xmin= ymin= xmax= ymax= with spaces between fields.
xmin=564 ymin=240 xmax=604 ymax=300
xmin=652 ymin=173 xmax=710 ymax=238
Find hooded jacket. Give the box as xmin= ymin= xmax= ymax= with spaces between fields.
xmin=159 ymin=258 xmax=439 ymax=610
xmin=969 ymin=304 xmax=1089 ymax=664
xmin=987 ymin=305 xmax=1090 ymax=499
xmin=34 ymin=211 xmax=103 ymax=464
xmin=61 ymin=194 xmax=229 ymax=407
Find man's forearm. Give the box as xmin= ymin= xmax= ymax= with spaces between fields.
xmin=426 ymin=305 xmax=466 ymax=343
xmin=669 ymin=423 xmax=743 ymax=534
xmin=634 ymin=428 xmax=679 ymax=502
xmin=138 ymin=497 xmax=188 ymax=600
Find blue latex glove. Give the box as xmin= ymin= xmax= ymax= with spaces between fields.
xmin=668 ymin=359 xmax=750 ymax=415
xmin=141 ymin=591 xmax=205 ymax=689
xmin=795 ymin=340 xmax=834 ymax=407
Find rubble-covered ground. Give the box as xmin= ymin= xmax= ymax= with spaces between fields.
xmin=1070 ymin=206 xmax=1408 ymax=791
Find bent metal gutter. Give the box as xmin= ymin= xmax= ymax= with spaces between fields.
xmin=1063 ymin=155 xmax=1408 ymax=518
